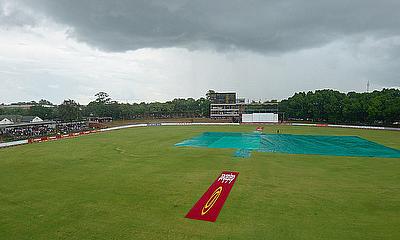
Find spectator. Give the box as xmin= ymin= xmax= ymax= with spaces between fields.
xmin=0 ymin=121 xmax=89 ymax=141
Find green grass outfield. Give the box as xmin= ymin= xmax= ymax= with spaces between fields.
xmin=0 ymin=125 xmax=399 ymax=240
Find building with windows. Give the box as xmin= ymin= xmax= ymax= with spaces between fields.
xmin=209 ymin=91 xmax=280 ymax=122
xmin=210 ymin=103 xmax=240 ymax=119
xmin=207 ymin=92 xmax=236 ymax=104
xmin=209 ymin=92 xmax=241 ymax=121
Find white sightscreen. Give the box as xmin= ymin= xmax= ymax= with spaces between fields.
xmin=241 ymin=114 xmax=253 ymax=123
xmin=242 ymin=113 xmax=278 ymax=123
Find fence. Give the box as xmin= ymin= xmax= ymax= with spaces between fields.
xmin=1 ymin=121 xmax=398 ymax=149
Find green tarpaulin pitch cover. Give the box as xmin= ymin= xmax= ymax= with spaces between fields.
xmin=175 ymin=132 xmax=400 ymax=158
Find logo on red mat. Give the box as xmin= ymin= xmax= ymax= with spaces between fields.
xmin=185 ymin=171 xmax=239 ymax=222
xmin=218 ymin=173 xmax=236 ymax=183
xmin=201 ymin=186 xmax=222 ymax=215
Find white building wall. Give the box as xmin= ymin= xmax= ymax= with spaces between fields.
xmin=0 ymin=118 xmax=13 ymax=125
xmin=241 ymin=113 xmax=278 ymax=123
xmin=31 ymin=117 xmax=43 ymax=123
xmin=241 ymin=114 xmax=253 ymax=123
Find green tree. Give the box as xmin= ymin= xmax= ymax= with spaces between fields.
xmin=197 ymin=98 xmax=210 ymax=117
xmin=38 ymin=99 xmax=53 ymax=106
xmin=58 ymin=99 xmax=81 ymax=121
xmin=206 ymin=90 xmax=215 ymax=100
xmin=85 ymin=92 xmax=112 ymax=117
xmin=29 ymin=105 xmax=55 ymax=120
xmin=95 ymin=92 xmax=111 ymax=104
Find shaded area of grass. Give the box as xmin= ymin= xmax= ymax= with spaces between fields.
xmin=0 ymin=125 xmax=399 ymax=239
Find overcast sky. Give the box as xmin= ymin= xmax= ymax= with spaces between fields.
xmin=1 ymin=0 xmax=399 ymax=104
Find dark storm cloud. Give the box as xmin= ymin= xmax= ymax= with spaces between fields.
xmin=16 ymin=0 xmax=400 ymax=52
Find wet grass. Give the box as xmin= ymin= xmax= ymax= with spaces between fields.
xmin=0 ymin=125 xmax=399 ymax=239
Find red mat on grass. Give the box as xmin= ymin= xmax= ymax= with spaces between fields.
xmin=185 ymin=171 xmax=239 ymax=222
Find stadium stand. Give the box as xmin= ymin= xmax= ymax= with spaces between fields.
xmin=0 ymin=121 xmax=90 ymax=142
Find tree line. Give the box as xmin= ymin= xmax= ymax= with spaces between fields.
xmin=279 ymin=88 xmax=400 ymax=125
xmin=0 ymin=92 xmax=210 ymax=122
xmin=1 ymin=89 xmax=399 ymax=125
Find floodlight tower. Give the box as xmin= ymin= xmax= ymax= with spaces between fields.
xmin=367 ymin=80 xmax=370 ymax=93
